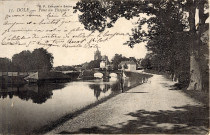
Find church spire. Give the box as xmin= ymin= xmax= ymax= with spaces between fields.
xmin=94 ymin=47 xmax=102 ymax=60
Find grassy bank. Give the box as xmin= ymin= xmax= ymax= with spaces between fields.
xmin=33 ymin=71 xmax=153 ymax=134
xmin=144 ymin=69 xmax=209 ymax=106
xmin=182 ymin=90 xmax=209 ymax=106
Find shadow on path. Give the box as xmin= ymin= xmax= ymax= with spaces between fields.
xmin=124 ymin=92 xmax=148 ymax=93
xmin=59 ymin=105 xmax=209 ymax=134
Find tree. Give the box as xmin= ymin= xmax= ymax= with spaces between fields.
xmin=87 ymin=60 xmax=101 ymax=69
xmin=129 ymin=57 xmax=137 ymax=63
xmin=74 ymin=0 xmax=209 ymax=91
xmin=31 ymin=48 xmax=54 ymax=71
xmin=54 ymin=66 xmax=76 ymax=71
xmin=118 ymin=64 xmax=122 ymax=70
xmin=124 ymin=63 xmax=128 ymax=69
xmin=12 ymin=48 xmax=54 ymax=72
xmin=12 ymin=50 xmax=33 ymax=72
xmin=112 ymin=54 xmax=123 ymax=70
xmin=141 ymin=58 xmax=151 ymax=69
xmin=0 ymin=58 xmax=17 ymax=71
xmin=184 ymin=0 xmax=209 ymax=90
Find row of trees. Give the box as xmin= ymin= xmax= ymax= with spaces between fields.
xmin=86 ymin=59 xmax=101 ymax=69
xmin=0 ymin=58 xmax=16 ymax=72
xmin=74 ymin=0 xmax=209 ymax=91
xmin=54 ymin=66 xmax=76 ymax=71
xmin=0 ymin=48 xmax=54 ymax=72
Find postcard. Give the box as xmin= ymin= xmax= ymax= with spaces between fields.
xmin=0 ymin=0 xmax=209 ymax=134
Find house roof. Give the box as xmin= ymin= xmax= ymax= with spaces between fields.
xmin=119 ymin=61 xmax=136 ymax=65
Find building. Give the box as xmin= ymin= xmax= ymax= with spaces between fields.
xmin=100 ymin=61 xmax=106 ymax=69
xmin=94 ymin=48 xmax=102 ymax=61
xmin=100 ymin=55 xmax=109 ymax=69
xmin=119 ymin=61 xmax=136 ymax=71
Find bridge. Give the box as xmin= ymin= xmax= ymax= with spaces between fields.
xmin=78 ymin=69 xmax=126 ymax=82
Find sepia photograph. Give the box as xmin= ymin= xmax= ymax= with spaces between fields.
xmin=0 ymin=0 xmax=209 ymax=134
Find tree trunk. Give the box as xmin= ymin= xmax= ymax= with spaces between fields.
xmin=186 ymin=0 xmax=203 ymax=90
xmin=187 ymin=54 xmax=202 ymax=90
xmin=187 ymin=0 xmax=209 ymax=91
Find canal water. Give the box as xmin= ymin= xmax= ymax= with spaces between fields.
xmin=0 ymin=73 xmax=150 ymax=134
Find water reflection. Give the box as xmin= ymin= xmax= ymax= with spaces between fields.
xmin=0 ymin=83 xmax=65 ymax=104
xmin=89 ymin=84 xmax=111 ymax=100
xmin=0 ymin=75 xmax=148 ymax=103
xmin=0 ymin=76 xmax=137 ymax=103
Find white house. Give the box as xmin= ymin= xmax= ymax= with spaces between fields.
xmin=119 ymin=61 xmax=136 ymax=71
xmin=100 ymin=55 xmax=109 ymax=69
xmin=100 ymin=61 xmax=106 ymax=69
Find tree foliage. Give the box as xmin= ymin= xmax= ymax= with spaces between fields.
xmin=0 ymin=58 xmax=18 ymax=72
xmin=123 ymin=63 xmax=128 ymax=69
xmin=86 ymin=60 xmax=101 ymax=69
xmin=12 ymin=48 xmax=54 ymax=72
xmin=12 ymin=50 xmax=33 ymax=72
xmin=31 ymin=48 xmax=54 ymax=71
xmin=54 ymin=66 xmax=76 ymax=71
xmin=141 ymin=58 xmax=151 ymax=69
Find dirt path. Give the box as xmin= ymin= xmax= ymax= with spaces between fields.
xmin=47 ymin=74 xmax=208 ymax=134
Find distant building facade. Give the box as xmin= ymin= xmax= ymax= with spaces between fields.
xmin=100 ymin=61 xmax=106 ymax=69
xmin=100 ymin=55 xmax=109 ymax=69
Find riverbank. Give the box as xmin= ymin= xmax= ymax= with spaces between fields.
xmin=33 ymin=71 xmax=152 ymax=134
xmin=0 ymin=71 xmax=80 ymax=86
xmin=47 ymin=73 xmax=208 ymax=134
xmin=182 ymin=90 xmax=209 ymax=106
xmin=142 ymin=69 xmax=209 ymax=106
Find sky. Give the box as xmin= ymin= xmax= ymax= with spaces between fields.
xmin=0 ymin=0 xmax=148 ymax=67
